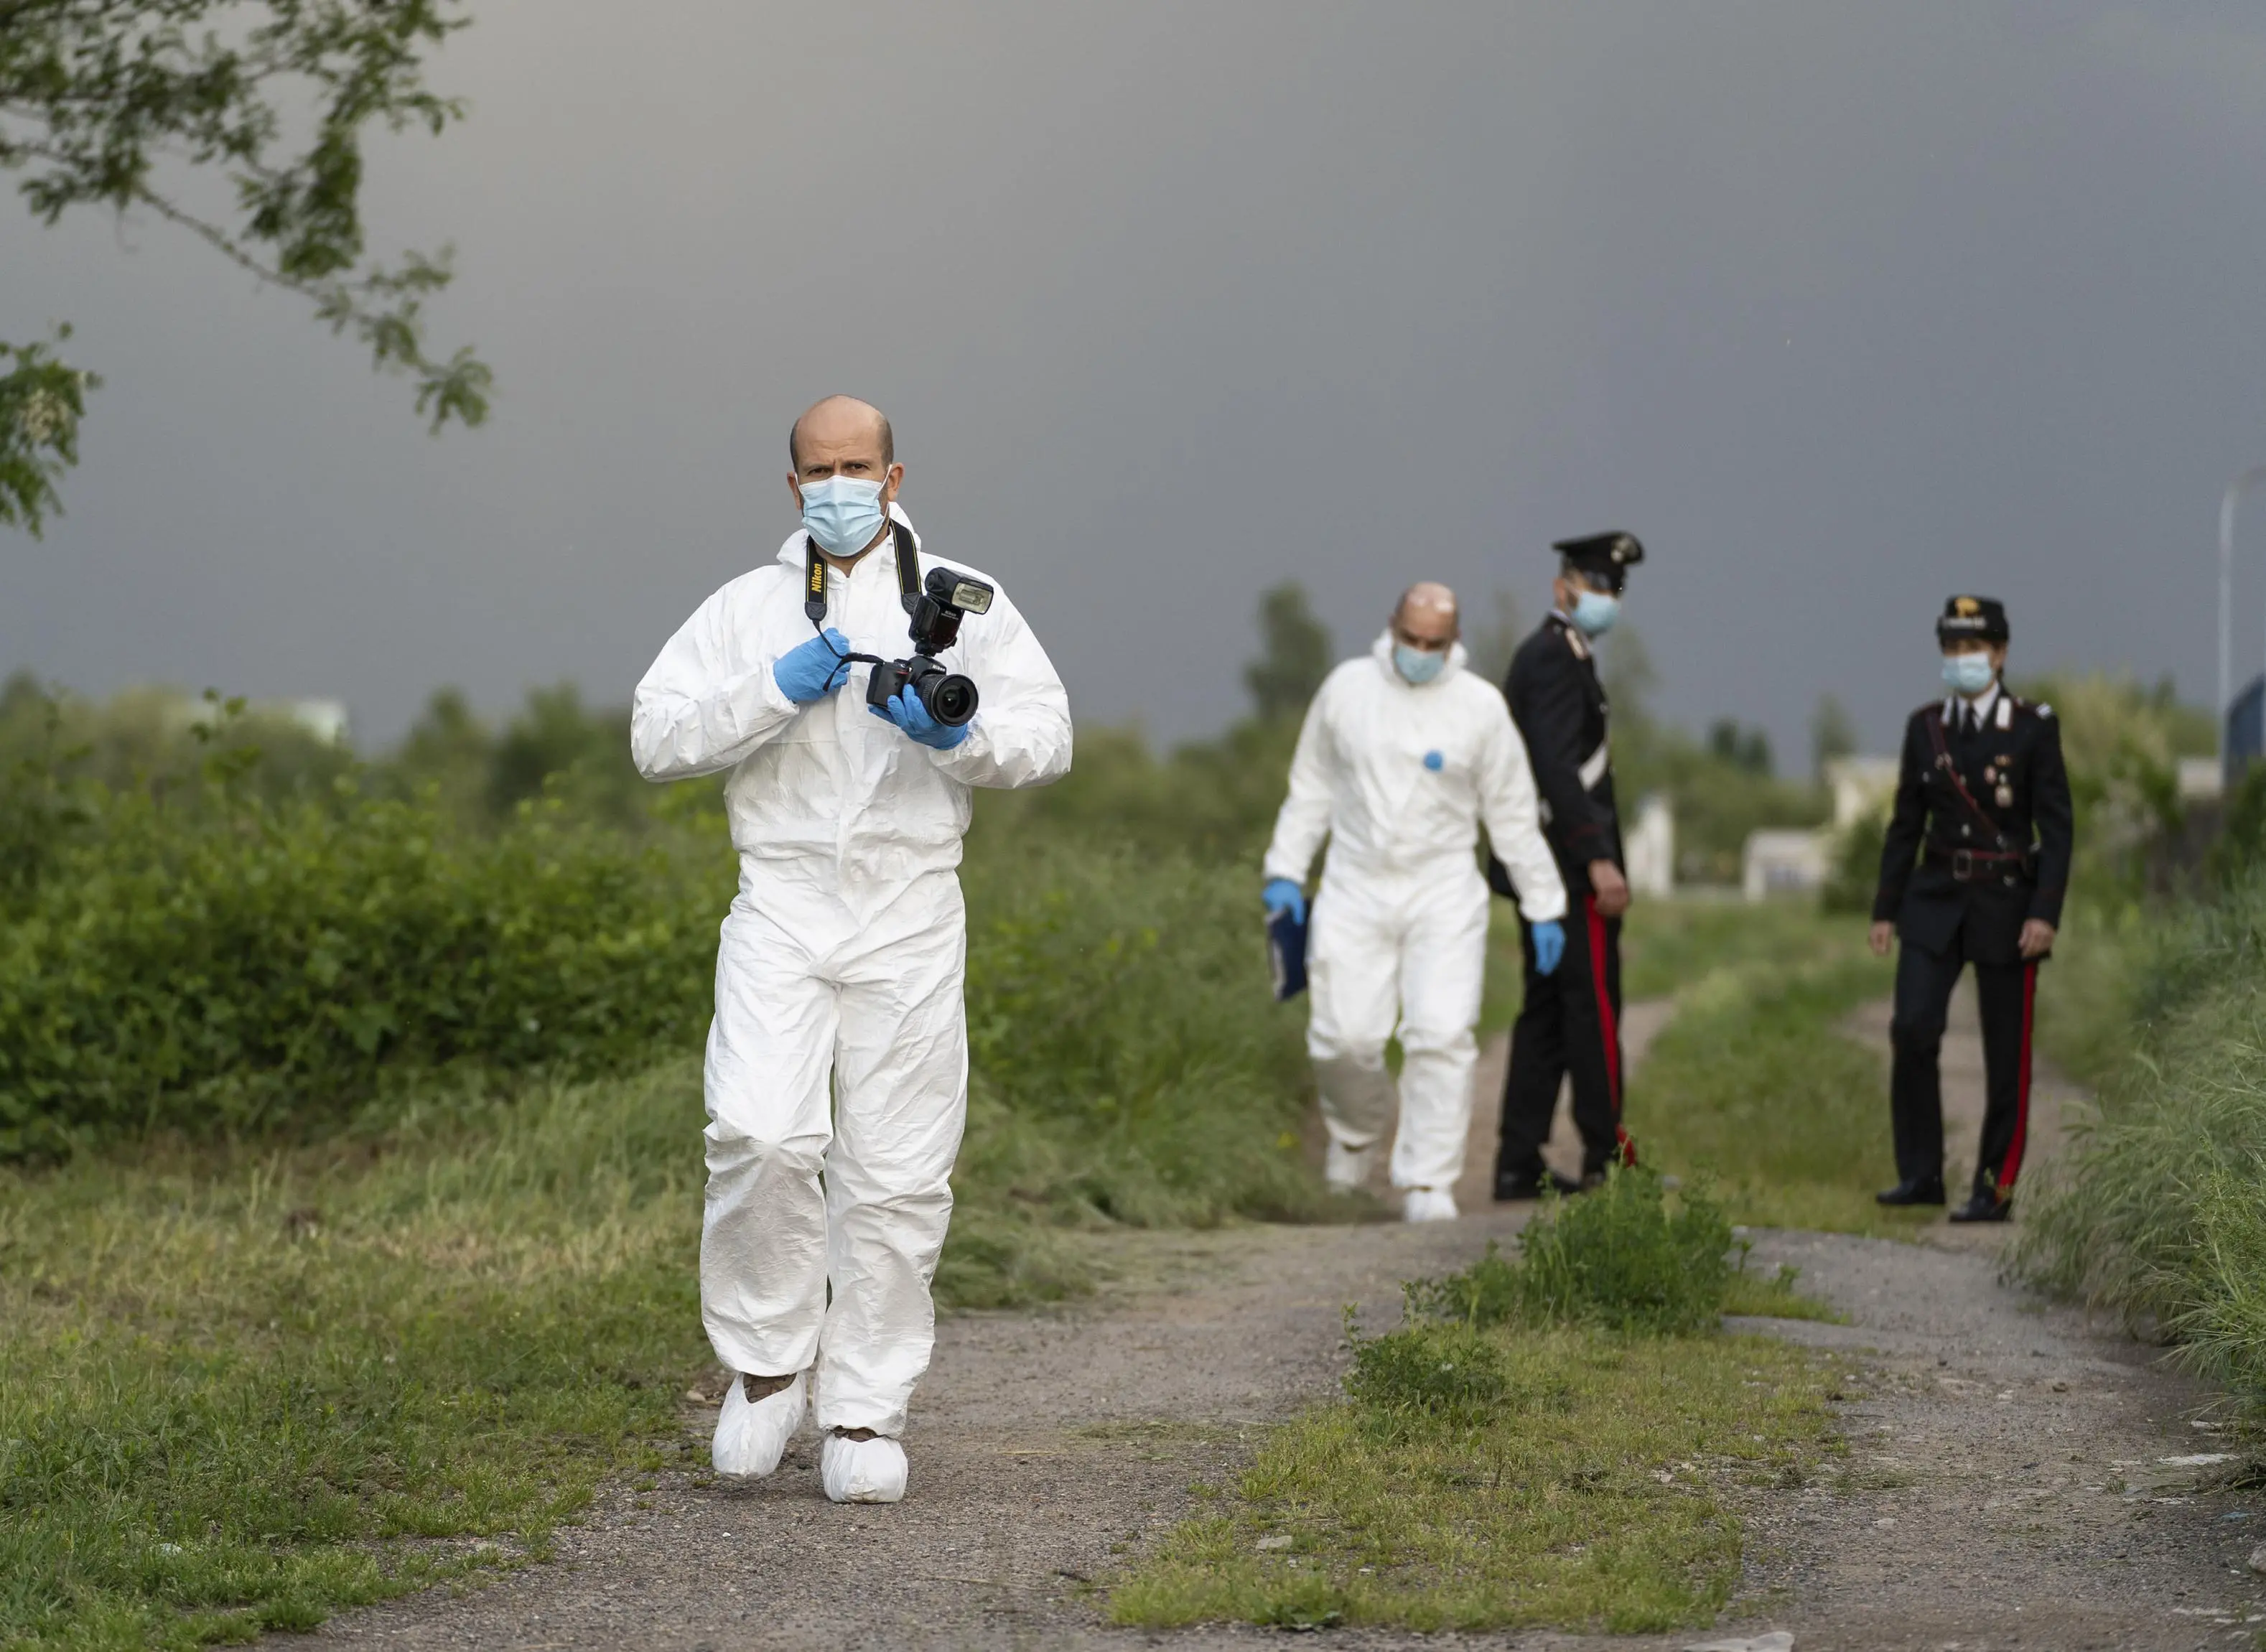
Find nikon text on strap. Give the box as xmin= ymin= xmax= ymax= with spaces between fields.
xmin=803 ymin=520 xmax=921 ymax=624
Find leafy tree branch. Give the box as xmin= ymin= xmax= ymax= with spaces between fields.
xmin=0 ymin=0 xmax=490 ymax=528
xmin=0 ymin=329 xmax=97 ymax=535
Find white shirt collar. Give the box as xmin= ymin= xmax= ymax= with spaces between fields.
xmin=1944 ymin=681 xmax=2002 ymax=728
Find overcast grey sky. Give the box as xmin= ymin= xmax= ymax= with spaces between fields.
xmin=6 ymin=1 xmax=2265 ymax=763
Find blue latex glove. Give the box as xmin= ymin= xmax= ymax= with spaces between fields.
xmin=1262 ymin=878 xmax=1307 ymax=925
xmin=1531 ymin=919 xmax=1565 ymax=976
xmin=775 ymin=630 xmax=853 ymax=704
xmin=871 ymin=683 xmax=971 ymax=750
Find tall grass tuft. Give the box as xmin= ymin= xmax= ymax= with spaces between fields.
xmin=2018 ymin=866 xmax=2266 ymax=1414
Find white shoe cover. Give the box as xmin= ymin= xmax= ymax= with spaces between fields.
xmin=1403 ymin=1187 xmax=1459 ymax=1223
xmin=711 ymin=1371 xmax=806 ymax=1478
xmin=1323 ymin=1139 xmax=1374 ymax=1190
xmin=821 ymin=1431 xmax=908 ymax=1503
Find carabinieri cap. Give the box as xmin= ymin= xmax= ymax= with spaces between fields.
xmin=1553 ymin=531 xmax=1645 ymax=593
xmin=1936 ymin=594 xmax=2010 ymax=645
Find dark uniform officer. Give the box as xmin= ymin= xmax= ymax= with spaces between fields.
xmin=1488 ymin=531 xmax=1645 ymax=1199
xmin=1872 ymin=595 xmax=2073 ymax=1223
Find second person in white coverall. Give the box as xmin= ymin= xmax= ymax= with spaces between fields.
xmin=631 ymin=396 xmax=1071 ymax=1503
xmin=1262 ymin=583 xmax=1566 ymax=1223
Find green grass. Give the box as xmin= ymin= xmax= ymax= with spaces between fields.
xmin=1109 ymin=1323 xmax=1840 ymax=1633
xmin=0 ymin=823 xmax=1342 ymax=1649
xmin=2017 ymin=870 xmax=2266 ymax=1419
xmin=2028 ymin=897 xmax=2150 ymax=1091
xmin=1481 ymin=894 xmax=1911 ymax=1235
xmin=1111 ymin=1183 xmax=1845 ymax=1635
xmin=1481 ymin=895 xmax=1865 ymax=1035
xmin=1628 ymin=943 xmax=1912 ymax=1236
xmin=1615 ymin=897 xmax=1867 ymax=1003
xmin=0 ymin=1027 xmax=1336 ymax=1648
xmin=0 ymin=1063 xmax=712 ymax=1651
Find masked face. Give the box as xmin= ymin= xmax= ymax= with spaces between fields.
xmin=1394 ymin=643 xmax=1447 ymax=685
xmin=1941 ymin=649 xmax=1996 ymax=696
xmin=798 ymin=473 xmax=887 ymax=557
xmin=1570 ymin=587 xmax=1619 ymax=638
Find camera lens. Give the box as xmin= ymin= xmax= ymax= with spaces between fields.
xmin=925 ymin=672 xmax=979 ymax=727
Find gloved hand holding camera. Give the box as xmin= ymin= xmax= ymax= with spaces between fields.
xmin=873 ymin=684 xmax=969 ymax=750
xmin=775 ymin=629 xmax=854 ymax=704
xmin=855 ymin=565 xmax=991 ymax=747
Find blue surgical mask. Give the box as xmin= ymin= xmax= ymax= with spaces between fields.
xmin=799 ymin=474 xmax=887 ymax=557
xmin=1941 ymin=653 xmax=1996 ymax=696
xmin=1570 ymin=589 xmax=1619 ymax=638
xmin=1394 ymin=644 xmax=1447 ymax=685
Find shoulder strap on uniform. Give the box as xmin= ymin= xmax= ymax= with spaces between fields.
xmin=803 ymin=519 xmax=923 ymax=623
xmin=1924 ymin=705 xmax=2003 ymax=839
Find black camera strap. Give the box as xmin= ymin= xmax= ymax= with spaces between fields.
xmin=803 ymin=519 xmax=923 ymax=671
xmin=803 ymin=520 xmax=921 ymax=625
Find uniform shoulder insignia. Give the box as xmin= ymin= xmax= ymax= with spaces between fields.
xmin=1563 ymin=627 xmax=1590 ymax=662
xmin=2036 ymin=703 xmax=2053 ymax=719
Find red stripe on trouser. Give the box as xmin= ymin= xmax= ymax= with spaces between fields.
xmin=1999 ymin=961 xmax=2036 ymax=1193
xmin=1585 ymin=895 xmax=1636 ymax=1165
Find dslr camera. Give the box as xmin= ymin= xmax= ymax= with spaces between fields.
xmin=865 ymin=566 xmax=993 ymax=727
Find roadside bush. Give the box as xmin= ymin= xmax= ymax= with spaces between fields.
xmin=956 ymin=826 xmax=1318 ymax=1231
xmin=0 ymin=780 xmax=732 ymax=1157
xmin=1407 ymin=1171 xmax=1736 ymax=1336
xmin=0 ymin=736 xmax=1320 ymax=1249
xmin=1821 ymin=811 xmax=1885 ymax=915
xmin=0 ymin=676 xmax=358 ymax=817
xmin=2016 ymin=669 xmax=2211 ymax=898
xmin=2209 ymin=758 xmax=2266 ymax=888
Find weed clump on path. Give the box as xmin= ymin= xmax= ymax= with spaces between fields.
xmin=1405 ymin=1168 xmax=1735 ymax=1337
xmin=1113 ymin=1203 xmax=1842 ymax=1635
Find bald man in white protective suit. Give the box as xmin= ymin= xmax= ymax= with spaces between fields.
xmin=633 ymin=396 xmax=1072 ymax=1503
xmin=1262 ymin=582 xmax=1567 ymax=1222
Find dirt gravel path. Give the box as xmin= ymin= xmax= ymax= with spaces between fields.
xmin=293 ymin=997 xmax=2260 ymax=1652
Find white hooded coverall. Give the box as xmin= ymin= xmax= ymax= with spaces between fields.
xmin=632 ymin=513 xmax=1071 ymax=1437
xmin=1262 ymin=633 xmax=1565 ymax=1192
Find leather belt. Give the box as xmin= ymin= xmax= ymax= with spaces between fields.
xmin=1924 ymin=844 xmax=2030 ymax=882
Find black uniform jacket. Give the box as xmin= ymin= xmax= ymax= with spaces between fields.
xmin=1872 ymin=690 xmax=2074 ymax=965
xmin=1488 ymin=613 xmax=1621 ymax=901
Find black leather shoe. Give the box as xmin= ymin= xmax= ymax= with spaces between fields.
xmin=1949 ymin=1191 xmax=2012 ymax=1223
xmin=1875 ymin=1177 xmax=1946 ymax=1207
xmin=1494 ymin=1167 xmax=1580 ymax=1202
